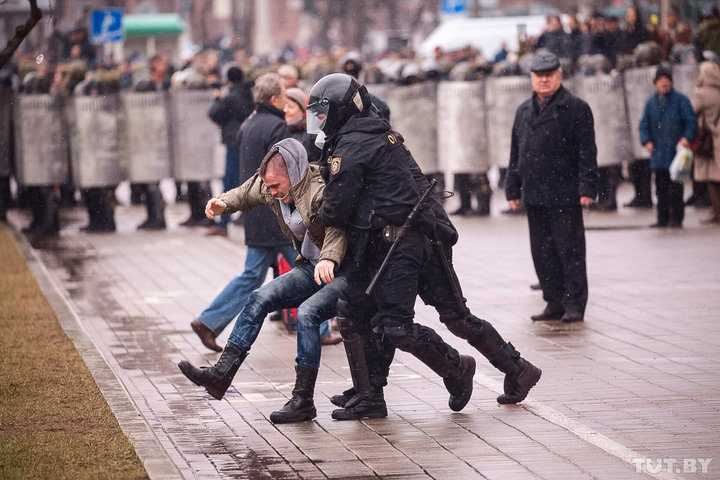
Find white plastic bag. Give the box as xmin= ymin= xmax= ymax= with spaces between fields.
xmin=669 ymin=145 xmax=694 ymax=182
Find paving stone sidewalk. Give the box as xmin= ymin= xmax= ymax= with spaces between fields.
xmin=8 ymin=184 xmax=720 ymax=480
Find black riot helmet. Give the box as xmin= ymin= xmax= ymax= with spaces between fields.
xmin=306 ymin=73 xmax=372 ymax=136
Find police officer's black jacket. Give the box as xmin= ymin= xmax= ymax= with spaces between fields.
xmin=237 ymin=102 xmax=292 ymax=247
xmin=506 ymin=85 xmax=598 ymax=206
xmin=317 ymin=109 xmax=419 ymax=232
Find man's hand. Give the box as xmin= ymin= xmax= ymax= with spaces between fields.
xmin=678 ymin=137 xmax=690 ymax=149
xmin=205 ymin=198 xmax=228 ymax=219
xmin=508 ymin=199 xmax=522 ymax=210
xmin=580 ymin=196 xmax=594 ymax=207
xmin=314 ymin=259 xmax=336 ymax=285
xmin=644 ymin=142 xmax=654 ymax=154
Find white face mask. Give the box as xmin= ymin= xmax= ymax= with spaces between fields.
xmin=314 ymin=130 xmax=326 ymax=149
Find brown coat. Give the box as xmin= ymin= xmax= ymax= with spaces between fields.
xmin=691 ymin=61 xmax=720 ymax=182
xmin=218 ymin=164 xmax=346 ymax=266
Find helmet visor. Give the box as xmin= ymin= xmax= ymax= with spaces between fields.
xmin=306 ymin=97 xmax=329 ymax=134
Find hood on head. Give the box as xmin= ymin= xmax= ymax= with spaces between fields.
xmin=273 ymin=138 xmax=308 ymax=186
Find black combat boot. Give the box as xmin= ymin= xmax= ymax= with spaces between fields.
xmin=331 ymin=388 xmax=388 ymax=420
xmin=330 ymin=387 xmax=357 ymax=408
xmin=177 ymin=343 xmax=247 ymax=400
xmin=491 ymin=343 xmax=542 ymax=405
xmin=442 ymin=355 xmax=476 ymax=411
xmin=446 ymin=316 xmax=541 ymax=404
xmin=269 ymin=365 xmax=318 ymax=423
xmin=138 ymin=183 xmax=166 ymax=230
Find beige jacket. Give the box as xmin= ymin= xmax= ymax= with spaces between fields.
xmin=691 ymin=61 xmax=720 ymax=182
xmin=218 ymin=164 xmax=346 ymax=266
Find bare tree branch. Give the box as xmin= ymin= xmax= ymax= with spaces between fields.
xmin=0 ymin=0 xmax=43 ymax=69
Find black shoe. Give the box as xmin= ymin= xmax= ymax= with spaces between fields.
xmin=80 ymin=224 xmax=116 ymax=233
xmin=624 ymin=197 xmax=653 ymax=208
xmin=180 ymin=217 xmax=213 ymax=227
xmin=177 ymin=343 xmax=247 ymax=400
xmin=531 ymin=307 xmax=564 ymax=321
xmin=497 ymin=358 xmax=542 ymax=404
xmin=444 ymin=355 xmax=476 ymax=412
xmin=649 ymin=222 xmax=668 ymax=229
xmin=331 ymin=391 xmax=388 ymax=420
xmin=561 ymin=310 xmax=584 ymax=323
xmin=667 ymin=220 xmax=683 ymax=229
xmin=529 ymin=283 xmax=542 ymax=291
xmin=137 ymin=219 xmax=166 ymax=230
xmin=330 ymin=387 xmax=357 ymax=408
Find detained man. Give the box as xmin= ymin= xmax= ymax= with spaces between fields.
xmin=177 ymin=138 xmax=348 ymax=423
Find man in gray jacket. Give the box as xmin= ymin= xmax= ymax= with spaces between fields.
xmin=178 ymin=138 xmax=347 ymax=424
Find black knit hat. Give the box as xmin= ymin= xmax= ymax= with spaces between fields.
xmin=654 ymin=67 xmax=673 ymax=83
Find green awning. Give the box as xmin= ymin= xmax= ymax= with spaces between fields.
xmin=123 ymin=14 xmax=184 ymax=36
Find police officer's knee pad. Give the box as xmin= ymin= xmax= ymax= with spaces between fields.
xmin=445 ymin=315 xmax=487 ymax=341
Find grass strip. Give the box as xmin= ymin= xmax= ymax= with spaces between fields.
xmin=0 ymin=224 xmax=148 ymax=480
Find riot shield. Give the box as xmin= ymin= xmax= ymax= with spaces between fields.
xmin=623 ymin=66 xmax=657 ymax=159
xmin=169 ymin=89 xmax=220 ymax=182
xmin=672 ymin=64 xmax=699 ymax=99
xmin=121 ymin=91 xmax=172 ymax=182
xmin=437 ymin=81 xmax=489 ymax=174
xmin=485 ymin=76 xmax=532 ymax=169
xmin=574 ymin=73 xmax=632 ymax=167
xmin=14 ymin=94 xmax=69 ymax=185
xmin=68 ymin=94 xmax=127 ymax=187
xmin=386 ymin=82 xmax=438 ymax=173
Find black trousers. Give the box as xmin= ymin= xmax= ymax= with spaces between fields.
xmin=526 ymin=205 xmax=588 ymax=313
xmin=654 ymin=169 xmax=684 ymax=226
xmin=341 ymin=229 xmax=462 ymax=380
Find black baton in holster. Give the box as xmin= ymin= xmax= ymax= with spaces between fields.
xmin=365 ymin=178 xmax=437 ymax=296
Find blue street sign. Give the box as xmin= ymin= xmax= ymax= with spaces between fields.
xmin=440 ymin=0 xmax=467 ymax=15
xmin=90 ymin=9 xmax=124 ymax=44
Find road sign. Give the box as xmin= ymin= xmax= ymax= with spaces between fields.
xmin=440 ymin=0 xmax=467 ymax=15
xmin=90 ymin=9 xmax=124 ymax=44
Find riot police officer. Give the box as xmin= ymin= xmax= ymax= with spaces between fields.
xmin=307 ymin=73 xmax=476 ymax=419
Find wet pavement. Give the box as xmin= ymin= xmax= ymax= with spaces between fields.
xmin=7 ymin=183 xmax=720 ymax=480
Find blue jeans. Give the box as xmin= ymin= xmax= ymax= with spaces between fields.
xmin=217 ymin=146 xmax=240 ymax=229
xmin=198 ymin=244 xmax=297 ymax=335
xmin=228 ymin=261 xmax=347 ymax=369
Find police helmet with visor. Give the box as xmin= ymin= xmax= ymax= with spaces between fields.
xmin=306 ymin=73 xmax=372 ymax=136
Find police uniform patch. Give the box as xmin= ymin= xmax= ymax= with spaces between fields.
xmin=330 ymin=157 xmax=342 ymax=175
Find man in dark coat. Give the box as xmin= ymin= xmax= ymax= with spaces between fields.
xmin=189 ymin=72 xmax=296 ymax=352
xmin=206 ymin=66 xmax=254 ymax=236
xmin=506 ymin=52 xmax=598 ymax=324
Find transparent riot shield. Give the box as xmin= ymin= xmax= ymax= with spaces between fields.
xmin=169 ymin=89 xmax=220 ymax=182
xmin=672 ymin=64 xmax=699 ymax=99
xmin=14 ymin=94 xmax=69 ymax=185
xmin=575 ymin=73 xmax=632 ymax=167
xmin=386 ymin=82 xmax=438 ymax=174
xmin=623 ymin=66 xmax=657 ymax=159
xmin=485 ymin=76 xmax=532 ymax=169
xmin=436 ymin=81 xmax=488 ymax=174
xmin=121 ymin=91 xmax=172 ymax=182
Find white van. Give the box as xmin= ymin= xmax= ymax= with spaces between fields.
xmin=418 ymin=15 xmax=548 ymax=58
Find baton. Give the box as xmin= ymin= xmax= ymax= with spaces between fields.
xmin=365 ymin=178 xmax=437 ymax=296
